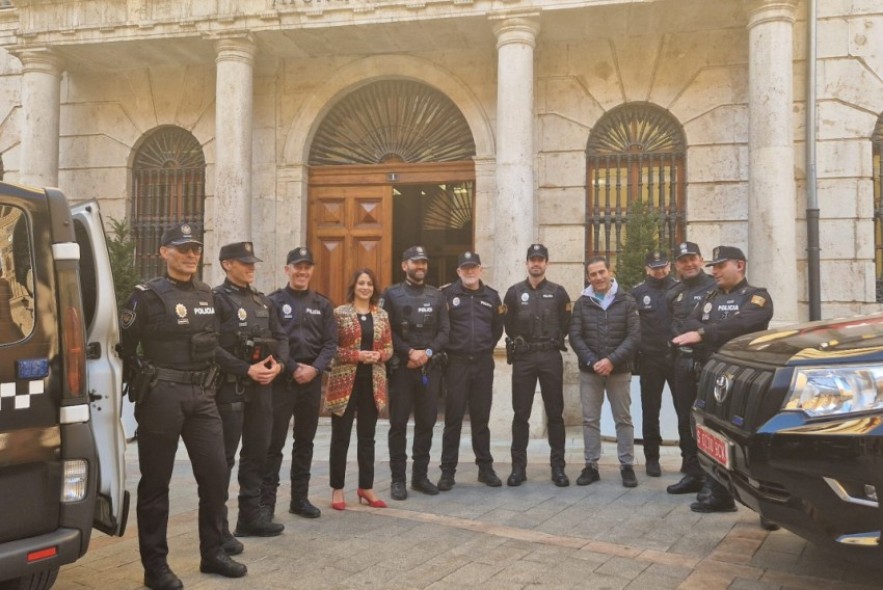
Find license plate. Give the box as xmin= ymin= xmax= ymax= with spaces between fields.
xmin=696 ymin=424 xmax=732 ymax=470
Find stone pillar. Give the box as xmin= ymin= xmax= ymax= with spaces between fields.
xmin=746 ymin=0 xmax=798 ymax=324
xmin=18 ymin=49 xmax=63 ymax=187
xmin=213 ymin=34 xmax=255 ymax=281
xmin=491 ymin=14 xmax=540 ymax=296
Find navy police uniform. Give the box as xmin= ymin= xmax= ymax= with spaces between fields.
xmin=503 ymin=244 xmax=572 ymax=485
xmin=438 ymin=252 xmax=505 ymax=488
xmin=382 ymin=246 xmax=450 ymax=495
xmin=213 ymin=242 xmax=288 ymax=539
xmin=683 ymin=246 xmax=773 ymax=511
xmin=630 ymin=251 xmax=678 ymax=471
xmin=666 ymin=244 xmax=717 ymax=483
xmin=119 ymin=224 xmax=245 ymax=588
xmin=262 ymin=247 xmax=337 ymax=518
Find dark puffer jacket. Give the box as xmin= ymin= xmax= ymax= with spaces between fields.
xmin=569 ymin=287 xmax=641 ymax=374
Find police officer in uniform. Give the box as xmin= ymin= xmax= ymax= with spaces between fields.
xmin=437 ymin=252 xmax=505 ymax=491
xmin=672 ymin=245 xmax=773 ymax=512
xmin=213 ymin=242 xmax=287 ymax=543
xmin=120 ymin=224 xmax=246 ymax=590
xmin=630 ymin=251 xmax=678 ymax=477
xmin=263 ymin=247 xmax=337 ymax=519
xmin=382 ymin=245 xmax=450 ymax=500
xmin=504 ymin=243 xmax=572 ymax=487
xmin=665 ymin=242 xmax=717 ymax=495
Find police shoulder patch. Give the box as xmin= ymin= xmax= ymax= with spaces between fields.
xmin=120 ymin=309 xmax=136 ymax=329
xmin=751 ymin=295 xmax=767 ymax=307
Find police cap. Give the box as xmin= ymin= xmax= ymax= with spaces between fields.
xmin=286 ymin=246 xmax=314 ymax=266
xmin=526 ymin=243 xmax=549 ymax=260
xmin=161 ymin=223 xmax=202 ymax=247
xmin=219 ymin=241 xmax=262 ymax=263
xmin=645 ymin=250 xmax=669 ymax=268
xmin=402 ymin=245 xmax=429 ymax=262
xmin=458 ymin=251 xmax=482 ymax=268
xmin=674 ymin=241 xmax=701 ymax=260
xmin=705 ymin=245 xmax=746 ymax=266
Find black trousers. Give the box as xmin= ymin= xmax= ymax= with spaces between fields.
xmin=135 ymin=381 xmax=226 ymax=570
xmin=329 ymin=370 xmax=379 ymax=490
xmin=441 ymin=354 xmax=495 ymax=473
xmin=218 ymin=382 xmax=273 ymax=526
xmin=262 ymin=377 xmax=322 ymax=509
xmin=388 ymin=365 xmax=440 ymax=482
xmin=510 ymin=349 xmax=565 ymax=470
xmin=672 ymin=353 xmax=702 ymax=476
xmin=638 ymin=355 xmax=675 ymax=461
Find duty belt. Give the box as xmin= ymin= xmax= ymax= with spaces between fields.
xmin=516 ymin=341 xmax=558 ymax=353
xmin=155 ymin=367 xmax=210 ymax=384
xmin=448 ymin=352 xmax=492 ymax=362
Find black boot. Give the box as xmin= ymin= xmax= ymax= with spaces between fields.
xmin=477 ymin=465 xmax=502 ymax=487
xmin=144 ymin=564 xmax=183 ymax=590
xmin=289 ymin=497 xmax=321 ymax=518
xmin=437 ymin=471 xmax=456 ymax=492
xmin=507 ymin=466 xmax=527 ymax=487
xmin=200 ymin=549 xmax=247 ymax=578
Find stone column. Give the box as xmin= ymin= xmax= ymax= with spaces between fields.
xmin=491 ymin=14 xmax=540 ymax=296
xmin=18 ymin=49 xmax=63 ymax=187
xmin=746 ymin=0 xmax=798 ymax=324
xmin=213 ymin=34 xmax=255 ymax=280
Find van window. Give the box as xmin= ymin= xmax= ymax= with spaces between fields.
xmin=0 ymin=206 xmax=34 ymax=344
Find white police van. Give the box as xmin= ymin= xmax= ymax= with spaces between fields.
xmin=0 ymin=183 xmax=127 ymax=590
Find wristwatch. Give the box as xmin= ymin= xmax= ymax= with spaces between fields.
xmin=696 ymin=327 xmax=706 ymax=340
xmin=425 ymin=348 xmax=434 ymax=358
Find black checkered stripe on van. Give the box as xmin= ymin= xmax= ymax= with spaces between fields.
xmin=0 ymin=379 xmax=44 ymax=410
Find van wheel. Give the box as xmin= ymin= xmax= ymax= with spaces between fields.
xmin=0 ymin=568 xmax=60 ymax=590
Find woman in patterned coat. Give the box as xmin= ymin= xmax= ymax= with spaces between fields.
xmin=326 ymin=268 xmax=393 ymax=509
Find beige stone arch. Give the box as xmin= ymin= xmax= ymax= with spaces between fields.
xmin=281 ymin=54 xmax=495 ymax=165
xmin=274 ymin=54 xmax=498 ymax=280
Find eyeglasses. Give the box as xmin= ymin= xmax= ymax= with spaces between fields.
xmin=172 ymin=244 xmax=203 ymax=255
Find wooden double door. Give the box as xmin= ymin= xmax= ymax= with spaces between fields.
xmin=308 ymin=162 xmax=475 ymax=306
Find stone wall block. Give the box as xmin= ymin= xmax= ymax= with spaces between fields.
xmin=817 ymin=17 xmax=848 ymax=60
xmin=685 ymin=182 xmax=748 ymax=221
xmin=819 ymin=260 xmax=871 ymax=302
xmin=60 ymin=102 xmax=137 ymax=142
xmin=57 ymin=167 xmax=128 ymax=205
xmin=814 ymin=218 xmax=858 ymax=259
xmin=615 ymin=34 xmax=662 ymax=103
xmin=821 ymin=58 xmax=883 ymax=113
xmin=537 ymin=113 xmax=589 ymax=153
xmin=817 ymin=139 xmax=871 ymax=178
xmin=538 ymin=151 xmax=586 ymax=188
xmin=682 ymin=105 xmax=748 ymax=146
xmin=848 ymin=14 xmax=883 ymax=78
xmin=541 ymin=225 xmax=585 ymax=266
xmin=538 ymin=76 xmax=599 ymax=125
xmin=854 ymin=218 xmax=875 ymax=260
xmin=59 ymin=134 xmax=130 ymax=169
xmin=817 ymin=178 xmax=860 ymax=219
xmin=685 ymin=144 xmax=747 ymax=183
xmin=670 ymin=66 xmax=747 ymax=125
xmin=567 ymin=39 xmax=624 ymax=112
xmin=537 ymin=187 xmax=585 ymax=226
xmin=817 ymin=100 xmax=878 ymax=141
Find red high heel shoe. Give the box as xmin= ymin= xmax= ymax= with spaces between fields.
xmin=357 ymin=488 xmax=387 ymax=508
xmin=331 ymin=491 xmax=346 ymax=511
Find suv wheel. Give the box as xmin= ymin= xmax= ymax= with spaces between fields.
xmin=0 ymin=568 xmax=60 ymax=590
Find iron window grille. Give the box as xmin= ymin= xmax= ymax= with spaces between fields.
xmin=131 ymin=126 xmax=206 ymax=281
xmin=585 ymin=102 xmax=686 ymax=265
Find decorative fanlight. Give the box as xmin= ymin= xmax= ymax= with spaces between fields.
xmin=587 ymin=102 xmax=685 ymax=156
xmin=134 ymin=126 xmax=205 ymax=169
xmin=310 ymin=80 xmax=476 ymax=165
xmin=421 ymin=184 xmax=473 ymax=231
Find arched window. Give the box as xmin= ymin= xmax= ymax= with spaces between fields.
xmin=585 ymin=103 xmax=686 ymax=263
xmin=873 ymin=114 xmax=883 ymax=302
xmin=131 ymin=126 xmax=206 ymax=280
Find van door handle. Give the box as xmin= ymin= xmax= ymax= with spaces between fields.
xmin=87 ymin=342 xmax=102 ymax=359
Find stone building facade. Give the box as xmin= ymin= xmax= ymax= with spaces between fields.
xmin=1 ymin=0 xmax=881 ymax=428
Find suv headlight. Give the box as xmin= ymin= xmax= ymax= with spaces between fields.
xmin=784 ymin=366 xmax=883 ymax=417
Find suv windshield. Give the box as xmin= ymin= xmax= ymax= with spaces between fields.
xmin=0 ymin=206 xmax=34 ymax=344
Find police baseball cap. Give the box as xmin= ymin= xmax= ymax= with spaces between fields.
xmin=161 ymin=223 xmax=202 ymax=247
xmin=674 ymin=241 xmax=701 ymax=259
xmin=402 ymin=245 xmax=429 ymax=262
xmin=645 ymin=250 xmax=669 ymax=268
xmin=527 ymin=243 xmax=549 ymax=260
xmin=286 ymin=246 xmax=314 ymax=265
xmin=219 ymin=241 xmax=262 ymax=263
xmin=458 ymin=251 xmax=482 ymax=268
xmin=705 ymin=245 xmax=746 ymax=266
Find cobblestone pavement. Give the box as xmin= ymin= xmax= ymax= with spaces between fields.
xmin=58 ymin=422 xmax=881 ymax=590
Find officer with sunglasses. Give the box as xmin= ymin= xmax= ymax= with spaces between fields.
xmin=119 ymin=224 xmax=246 ymax=590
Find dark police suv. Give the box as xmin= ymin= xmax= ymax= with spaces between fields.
xmin=0 ymin=184 xmax=127 ymax=590
xmin=693 ymin=313 xmax=883 ymax=564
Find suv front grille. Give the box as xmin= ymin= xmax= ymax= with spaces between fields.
xmin=697 ymin=359 xmax=776 ymax=431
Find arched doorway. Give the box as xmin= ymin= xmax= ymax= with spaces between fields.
xmin=308 ymin=80 xmax=476 ymax=304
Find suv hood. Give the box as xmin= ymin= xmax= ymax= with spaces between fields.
xmin=716 ymin=313 xmax=883 ymax=367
